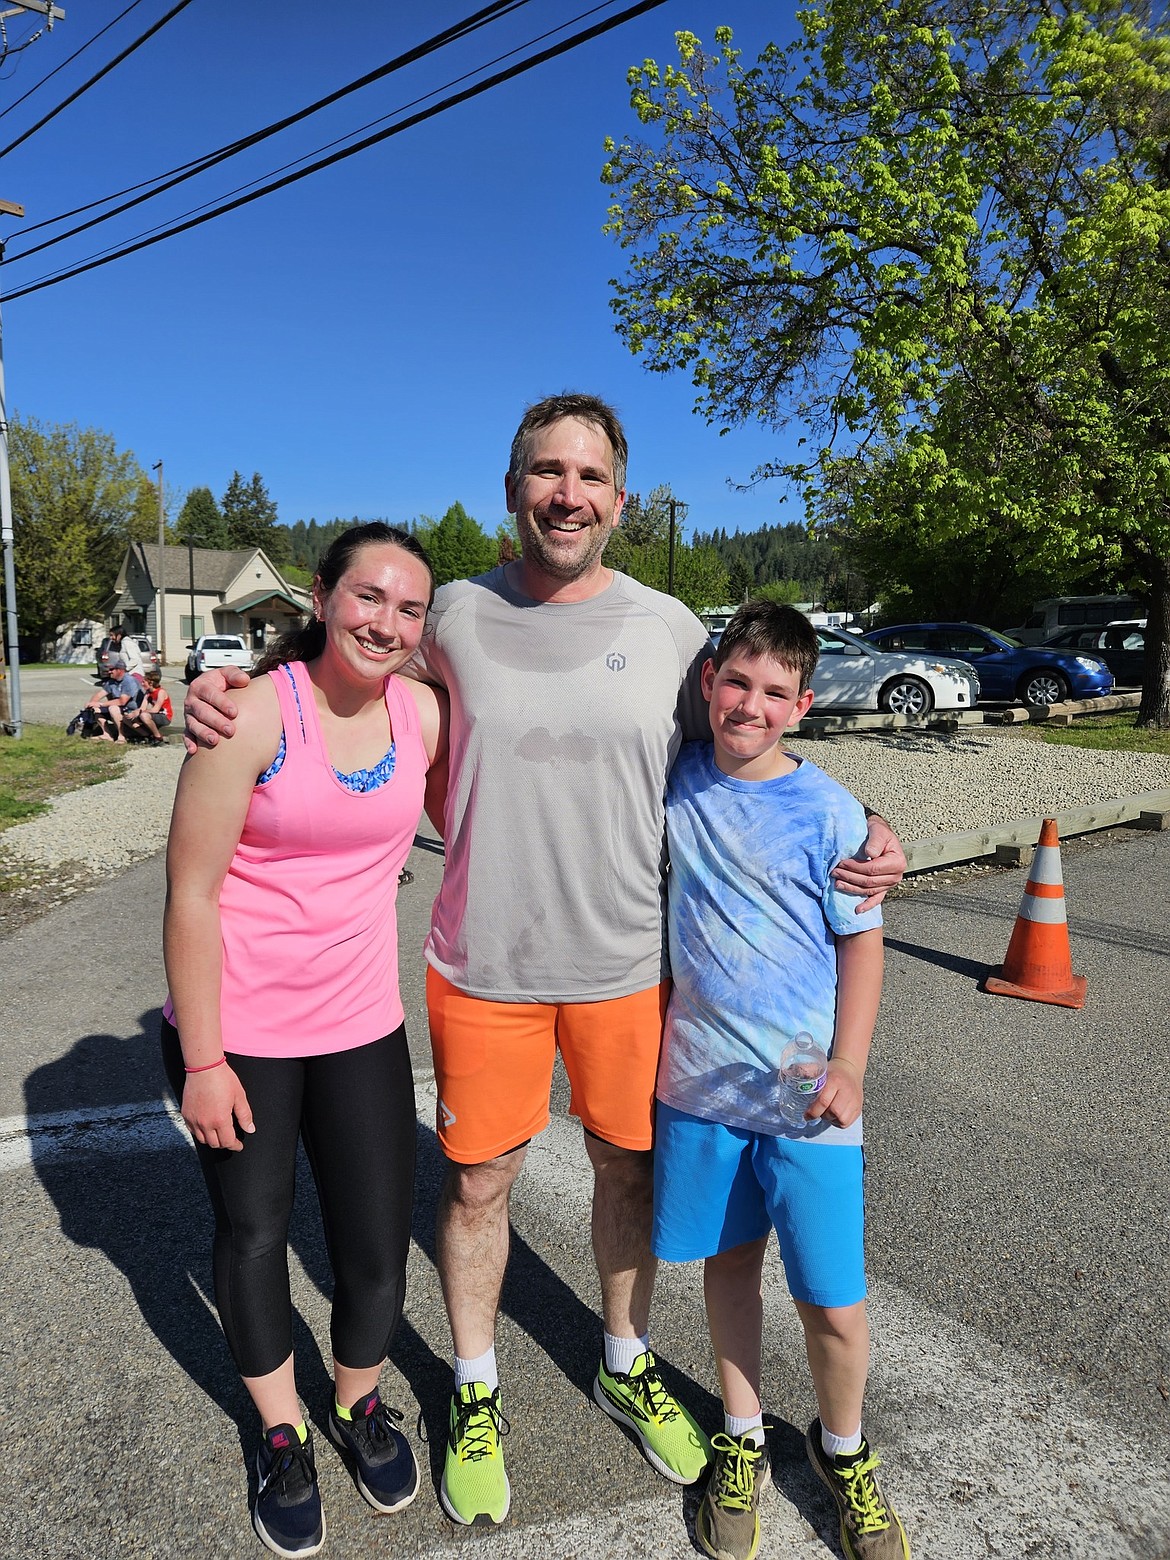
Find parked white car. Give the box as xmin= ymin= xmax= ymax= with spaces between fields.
xmin=185 ymin=634 xmax=254 ymax=681
xmin=812 ymin=627 xmax=979 ymax=717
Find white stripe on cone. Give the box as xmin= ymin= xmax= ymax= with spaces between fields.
xmin=1029 ymin=844 xmax=1065 ymax=886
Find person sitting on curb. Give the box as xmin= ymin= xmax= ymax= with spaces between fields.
xmin=86 ymin=658 xmax=144 ymax=743
xmin=125 ymin=670 xmax=173 ymax=745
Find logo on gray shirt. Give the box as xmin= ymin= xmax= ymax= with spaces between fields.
xmin=606 ymin=651 xmax=626 ymax=672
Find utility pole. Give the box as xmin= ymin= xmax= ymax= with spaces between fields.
xmin=152 ymin=460 xmax=166 ymax=663
xmin=668 ymin=499 xmax=678 ymax=598
xmin=0 ymin=199 xmax=26 ymax=738
xmin=0 ymin=3 xmax=67 ymax=734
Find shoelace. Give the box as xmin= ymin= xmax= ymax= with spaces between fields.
xmin=837 ymin=1450 xmax=891 ymax=1534
xmin=621 ymin=1360 xmax=681 ymax=1425
xmin=452 ymin=1391 xmax=511 ymax=1464
xmin=708 ymin=1432 xmax=763 ymax=1511
xmin=259 ymin=1438 xmax=317 ymax=1500
xmin=351 ymin=1399 xmax=404 ymax=1450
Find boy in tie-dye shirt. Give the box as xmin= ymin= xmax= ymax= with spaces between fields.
xmin=654 ymin=601 xmax=910 ymax=1560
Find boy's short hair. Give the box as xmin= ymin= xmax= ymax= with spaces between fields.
xmin=712 ymin=600 xmax=821 ymax=693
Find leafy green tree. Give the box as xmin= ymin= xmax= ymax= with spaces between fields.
xmin=221 ymin=471 xmax=287 ymax=563
xmin=414 ymin=502 xmax=498 ymax=587
xmin=753 ymin=579 xmax=805 ymax=607
xmin=603 ymin=5 xmax=1170 ymax=722
xmin=176 ymin=486 xmax=229 ymax=550
xmin=608 ymin=483 xmax=682 ymax=575
xmin=9 ymin=416 xmax=147 ymax=648
xmin=615 ymin=537 xmax=729 ymax=615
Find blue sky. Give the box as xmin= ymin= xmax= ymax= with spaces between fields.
xmin=1 ymin=1 xmax=803 ymax=540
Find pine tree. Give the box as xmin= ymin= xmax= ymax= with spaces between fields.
xmin=221 ymin=471 xmax=287 ymax=563
xmin=176 ymin=486 xmax=229 ymax=549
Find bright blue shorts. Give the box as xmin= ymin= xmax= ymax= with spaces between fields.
xmin=652 ymin=1101 xmax=866 ymax=1308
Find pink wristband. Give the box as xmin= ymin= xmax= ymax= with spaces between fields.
xmin=184 ymin=1056 xmax=227 ymax=1074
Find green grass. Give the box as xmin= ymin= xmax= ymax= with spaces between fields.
xmin=0 ymin=723 xmax=127 ymax=832
xmin=1017 ymin=712 xmax=1170 ymax=756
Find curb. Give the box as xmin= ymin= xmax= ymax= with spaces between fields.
xmin=904 ymin=788 xmax=1170 ymax=873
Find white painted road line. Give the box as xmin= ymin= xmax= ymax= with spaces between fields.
xmin=0 ymin=1099 xmax=190 ymax=1171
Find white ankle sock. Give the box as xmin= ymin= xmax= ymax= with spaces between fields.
xmin=726 ymin=1412 xmax=765 ymax=1446
xmin=821 ymin=1422 xmax=863 ymax=1458
xmin=603 ymin=1331 xmax=649 ymax=1375
xmin=454 ymin=1347 xmax=498 ymax=1392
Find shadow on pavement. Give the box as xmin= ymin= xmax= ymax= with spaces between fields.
xmin=883 ymin=936 xmax=989 ymax=980
xmin=23 ymin=1014 xmax=718 ymax=1510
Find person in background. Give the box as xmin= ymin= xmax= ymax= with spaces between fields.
xmin=163 ymin=523 xmax=448 ymax=1558
xmin=107 ymin=625 xmax=144 ymax=679
xmin=126 ymin=669 xmax=173 ymax=745
xmin=87 ymin=658 xmax=144 ymax=742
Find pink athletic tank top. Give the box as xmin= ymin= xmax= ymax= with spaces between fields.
xmin=172 ymin=661 xmax=428 ymax=1058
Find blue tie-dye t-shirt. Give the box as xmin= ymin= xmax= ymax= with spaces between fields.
xmin=658 ymin=741 xmax=883 ymax=1145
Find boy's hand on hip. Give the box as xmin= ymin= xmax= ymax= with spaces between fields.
xmin=807 ymin=1057 xmax=863 ymax=1128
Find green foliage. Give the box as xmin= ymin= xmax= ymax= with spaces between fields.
xmin=753 ymin=579 xmax=805 ymax=606
xmin=9 ymin=416 xmax=148 ymax=644
xmin=691 ymin=520 xmax=858 ymax=606
xmin=607 ymin=483 xmax=681 ymax=574
xmin=603 ymin=2 xmax=1170 ymax=722
xmin=176 ymin=486 xmax=229 ymax=549
xmin=727 ymin=557 xmax=753 ymax=603
xmin=413 ymin=502 xmax=498 ymax=588
xmin=221 ymin=471 xmax=287 ymax=563
xmin=281 ymin=518 xmax=363 ymax=573
xmin=0 ymin=721 xmax=124 ymax=829
xmin=612 ymin=535 xmax=729 ymax=614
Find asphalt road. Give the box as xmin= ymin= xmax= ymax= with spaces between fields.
xmin=6 ymin=662 xmax=186 ymax=728
xmin=2 ymin=812 xmax=1168 ymax=1559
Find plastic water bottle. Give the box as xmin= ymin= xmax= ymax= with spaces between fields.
xmin=778 ymin=1033 xmax=828 ymax=1126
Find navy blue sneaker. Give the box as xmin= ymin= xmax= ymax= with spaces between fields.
xmin=253 ymin=1424 xmax=325 ymax=1558
xmin=329 ymin=1388 xmax=420 ymax=1514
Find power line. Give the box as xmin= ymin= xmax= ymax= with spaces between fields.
xmin=0 ymin=0 xmax=149 ymax=124
xmin=0 ymin=0 xmax=198 ymax=159
xmin=2 ymin=0 xmax=667 ymax=302
xmin=13 ymin=1 xmax=622 ymax=273
xmin=8 ymin=0 xmax=538 ymax=259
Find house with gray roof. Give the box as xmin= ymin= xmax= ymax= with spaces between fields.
xmin=102 ymin=542 xmax=308 ymax=665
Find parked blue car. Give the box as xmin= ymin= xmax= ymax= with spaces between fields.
xmin=861 ymin=622 xmax=1114 ymax=705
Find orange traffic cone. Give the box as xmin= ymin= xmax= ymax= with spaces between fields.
xmin=984 ymin=819 xmax=1086 ymax=1009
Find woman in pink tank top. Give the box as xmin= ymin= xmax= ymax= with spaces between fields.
xmin=162 ymin=524 xmax=448 ymax=1556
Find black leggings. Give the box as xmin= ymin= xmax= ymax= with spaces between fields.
xmin=162 ymin=1019 xmax=416 ymax=1379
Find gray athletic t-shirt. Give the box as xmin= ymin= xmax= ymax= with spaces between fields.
xmin=417 ymin=566 xmax=712 ymax=1002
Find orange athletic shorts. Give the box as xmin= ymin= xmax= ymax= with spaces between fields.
xmin=426 ymin=967 xmax=669 ymax=1165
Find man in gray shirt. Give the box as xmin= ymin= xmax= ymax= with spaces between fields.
xmin=185 ymin=393 xmax=905 ymax=1527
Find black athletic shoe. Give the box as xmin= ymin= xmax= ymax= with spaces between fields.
xmin=253 ymin=1424 xmax=325 ymax=1558
xmin=329 ymin=1388 xmax=420 ymax=1514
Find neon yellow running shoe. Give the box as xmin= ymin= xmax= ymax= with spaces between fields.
xmin=439 ymin=1383 xmax=511 ymax=1526
xmin=593 ymin=1350 xmax=711 ymax=1484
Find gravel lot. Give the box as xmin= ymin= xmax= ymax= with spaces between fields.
xmin=4 ymin=720 xmax=1169 ymax=879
